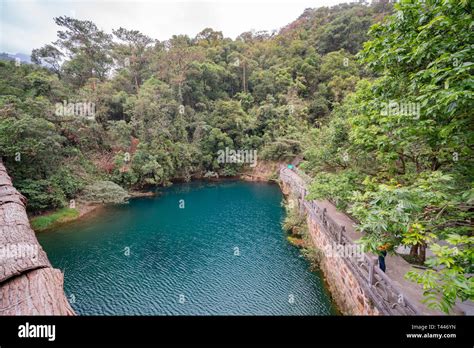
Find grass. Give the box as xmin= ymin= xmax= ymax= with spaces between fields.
xmin=30 ymin=207 xmax=80 ymax=231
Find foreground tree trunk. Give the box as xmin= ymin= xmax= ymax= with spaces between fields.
xmin=0 ymin=160 xmax=74 ymax=315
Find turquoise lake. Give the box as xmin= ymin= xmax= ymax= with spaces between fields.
xmin=38 ymin=181 xmax=337 ymax=315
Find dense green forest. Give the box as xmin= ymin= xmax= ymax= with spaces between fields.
xmin=0 ymin=1 xmax=472 ymax=313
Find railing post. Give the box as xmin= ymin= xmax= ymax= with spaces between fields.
xmin=338 ymin=226 xmax=344 ymax=244
xmin=368 ymin=257 xmax=376 ymax=286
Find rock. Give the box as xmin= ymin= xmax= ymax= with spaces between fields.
xmin=0 ymin=159 xmax=74 ymax=315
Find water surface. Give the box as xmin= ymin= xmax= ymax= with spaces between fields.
xmin=38 ymin=181 xmax=337 ymax=315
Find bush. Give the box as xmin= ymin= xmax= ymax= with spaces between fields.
xmin=50 ymin=168 xmax=85 ymax=198
xmin=16 ymin=179 xmax=66 ymax=212
xmin=260 ymin=138 xmax=301 ymax=161
xmin=307 ymin=170 xmax=362 ymax=210
xmin=80 ymin=181 xmax=129 ymax=204
xmin=282 ymin=201 xmax=305 ymax=235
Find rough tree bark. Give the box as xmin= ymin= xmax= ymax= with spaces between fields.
xmin=0 ymin=160 xmax=74 ymax=315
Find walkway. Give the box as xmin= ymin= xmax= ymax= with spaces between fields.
xmin=282 ymin=166 xmax=464 ymax=315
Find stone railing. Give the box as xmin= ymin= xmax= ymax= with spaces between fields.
xmin=280 ymin=166 xmax=419 ymax=315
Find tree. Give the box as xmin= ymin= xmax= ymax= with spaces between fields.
xmin=53 ymin=16 xmax=113 ymax=86
xmin=31 ymin=44 xmax=64 ymax=77
xmin=112 ymin=27 xmax=154 ymax=92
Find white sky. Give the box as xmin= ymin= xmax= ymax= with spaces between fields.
xmin=0 ymin=0 xmax=352 ymax=55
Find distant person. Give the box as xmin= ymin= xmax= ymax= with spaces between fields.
xmin=378 ymin=250 xmax=387 ymax=272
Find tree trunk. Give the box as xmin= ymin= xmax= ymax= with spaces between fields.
xmin=134 ymin=74 xmax=140 ymax=92
xmin=419 ymin=243 xmax=427 ymax=264
xmin=409 ymin=244 xmax=418 ymax=257
xmin=0 ymin=159 xmax=74 ymax=315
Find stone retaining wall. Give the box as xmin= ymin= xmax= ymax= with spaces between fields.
xmin=280 ymin=167 xmax=419 ymax=316
xmin=306 ymin=216 xmax=379 ymax=315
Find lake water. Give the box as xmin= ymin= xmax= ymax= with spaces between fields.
xmin=38 ymin=181 xmax=337 ymax=315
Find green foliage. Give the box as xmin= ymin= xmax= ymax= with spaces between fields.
xmin=282 ymin=201 xmax=305 ymax=234
xmin=250 ymin=66 xmax=292 ymax=102
xmin=53 ymin=16 xmax=114 ymax=86
xmin=315 ymin=5 xmax=376 ymax=55
xmin=308 ymin=170 xmax=362 ymax=210
xmin=302 ymin=106 xmax=352 ymax=173
xmin=406 ymin=234 xmax=474 ymax=314
xmin=2 ymin=4 xmax=384 ymax=210
xmin=349 ymin=172 xmax=457 ymax=253
xmin=357 ymin=0 xmax=473 ymax=177
xmin=303 ymin=0 xmax=473 ymax=312
xmin=260 ymin=138 xmax=301 ymax=161
xmin=16 ymin=179 xmax=66 ymax=212
xmin=50 ymin=168 xmax=85 ymax=199
xmin=80 ymin=181 xmax=130 ymax=204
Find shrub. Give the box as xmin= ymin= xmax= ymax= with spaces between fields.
xmin=16 ymin=179 xmax=66 ymax=212
xmin=80 ymin=181 xmax=129 ymax=204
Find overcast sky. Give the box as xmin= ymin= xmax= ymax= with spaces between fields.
xmin=1 ymin=0 xmax=352 ymax=55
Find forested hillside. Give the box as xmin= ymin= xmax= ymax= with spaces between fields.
xmin=0 ymin=2 xmax=389 ymax=210
xmin=0 ymin=0 xmax=472 ymax=313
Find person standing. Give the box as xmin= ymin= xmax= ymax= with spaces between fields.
xmin=378 ymin=250 xmax=387 ymax=272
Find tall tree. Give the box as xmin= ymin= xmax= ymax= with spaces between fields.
xmin=31 ymin=44 xmax=64 ymax=77
xmin=53 ymin=16 xmax=113 ymax=87
xmin=112 ymin=27 xmax=154 ymax=92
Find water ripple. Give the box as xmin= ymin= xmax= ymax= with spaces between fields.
xmin=38 ymin=181 xmax=337 ymax=315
